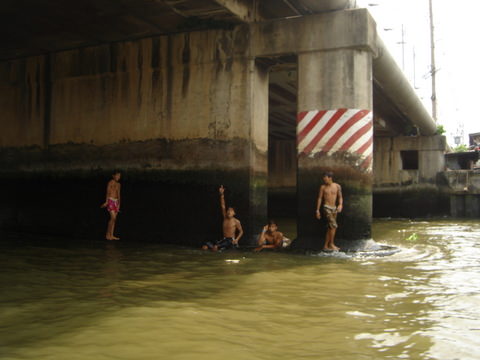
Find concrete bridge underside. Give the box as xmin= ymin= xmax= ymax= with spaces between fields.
xmin=0 ymin=0 xmax=440 ymax=247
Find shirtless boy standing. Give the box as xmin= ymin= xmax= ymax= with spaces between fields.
xmin=254 ymin=220 xmax=284 ymax=252
xmin=101 ymin=171 xmax=121 ymax=240
xmin=202 ymin=185 xmax=243 ymax=252
xmin=315 ymin=172 xmax=343 ymax=251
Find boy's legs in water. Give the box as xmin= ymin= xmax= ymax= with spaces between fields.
xmin=323 ymin=208 xmax=339 ymax=251
xmin=106 ymin=211 xmax=120 ymax=240
xmin=324 ymin=227 xmax=339 ymax=251
xmin=201 ymin=243 xmax=219 ymax=252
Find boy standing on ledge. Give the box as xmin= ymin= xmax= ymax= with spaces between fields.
xmin=101 ymin=171 xmax=121 ymax=241
xmin=315 ymin=172 xmax=343 ymax=251
xmin=202 ymin=185 xmax=243 ymax=251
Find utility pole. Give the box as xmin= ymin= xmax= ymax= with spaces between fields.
xmin=399 ymin=24 xmax=405 ymax=71
xmin=413 ymin=47 xmax=418 ymax=89
xmin=429 ymin=0 xmax=438 ymax=122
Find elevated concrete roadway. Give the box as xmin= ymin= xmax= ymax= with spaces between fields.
xmin=0 ymin=0 xmax=433 ymax=137
xmin=1 ymin=0 xmax=356 ymax=60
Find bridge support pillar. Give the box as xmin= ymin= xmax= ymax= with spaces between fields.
xmin=296 ymin=49 xmax=374 ymax=248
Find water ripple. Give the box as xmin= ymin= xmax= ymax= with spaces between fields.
xmin=1 ymin=219 xmax=480 ymax=359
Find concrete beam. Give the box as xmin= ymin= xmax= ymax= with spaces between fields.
xmin=251 ymin=8 xmax=377 ymax=58
xmin=251 ymin=8 xmax=435 ymax=139
xmin=373 ymin=37 xmax=437 ymax=136
xmin=296 ymin=0 xmax=356 ymax=12
xmin=213 ymin=0 xmax=257 ymax=22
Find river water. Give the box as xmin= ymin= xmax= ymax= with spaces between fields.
xmin=1 ymin=219 xmax=480 ymax=360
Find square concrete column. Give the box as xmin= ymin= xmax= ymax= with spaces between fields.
xmin=244 ymin=60 xmax=269 ymax=243
xmin=297 ymin=49 xmax=373 ymax=248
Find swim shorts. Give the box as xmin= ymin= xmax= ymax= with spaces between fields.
xmin=106 ymin=198 xmax=119 ymax=213
xmin=204 ymin=237 xmax=235 ymax=251
xmin=323 ymin=205 xmax=338 ymax=229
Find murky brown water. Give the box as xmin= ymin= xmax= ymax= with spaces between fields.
xmin=1 ymin=219 xmax=480 ymax=360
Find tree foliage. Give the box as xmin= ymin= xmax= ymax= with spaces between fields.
xmin=453 ymin=144 xmax=469 ymax=152
xmin=436 ymin=124 xmax=446 ymax=135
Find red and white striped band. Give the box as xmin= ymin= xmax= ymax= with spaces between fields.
xmin=297 ymin=108 xmax=373 ymax=171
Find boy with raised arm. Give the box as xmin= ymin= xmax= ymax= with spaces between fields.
xmin=315 ymin=172 xmax=343 ymax=251
xmin=100 ymin=171 xmax=121 ymax=240
xmin=202 ymin=185 xmax=244 ymax=252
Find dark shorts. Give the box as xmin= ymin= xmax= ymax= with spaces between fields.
xmin=323 ymin=205 xmax=338 ymax=229
xmin=204 ymin=237 xmax=235 ymax=251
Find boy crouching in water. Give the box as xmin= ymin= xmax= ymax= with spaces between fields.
xmin=254 ymin=220 xmax=284 ymax=252
xmin=202 ymin=185 xmax=244 ymax=252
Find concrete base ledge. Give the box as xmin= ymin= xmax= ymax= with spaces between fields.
xmin=0 ymin=167 xmax=266 ymax=246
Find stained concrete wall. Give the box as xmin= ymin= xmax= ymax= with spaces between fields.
xmin=0 ymin=56 xmax=46 ymax=147
xmin=374 ymin=135 xmax=446 ymax=186
xmin=373 ymin=135 xmax=449 ymax=217
xmin=445 ymin=170 xmax=480 ymax=218
xmin=267 ymin=139 xmax=296 ymax=219
xmin=0 ymin=31 xmax=261 ymax=148
xmin=0 ymin=27 xmax=269 ymax=245
xmin=268 ymin=139 xmax=296 ymax=189
xmin=50 ymin=33 xmax=255 ymax=146
xmin=444 ymin=170 xmax=480 ymax=194
xmin=450 ymin=194 xmax=480 ymax=217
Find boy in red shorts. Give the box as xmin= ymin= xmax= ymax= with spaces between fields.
xmin=101 ymin=171 xmax=121 ymax=240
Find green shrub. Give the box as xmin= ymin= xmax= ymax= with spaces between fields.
xmin=453 ymin=144 xmax=469 ymax=152
xmin=436 ymin=124 xmax=446 ymax=135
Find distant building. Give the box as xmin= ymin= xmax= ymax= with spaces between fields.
xmin=469 ymin=132 xmax=480 ymax=148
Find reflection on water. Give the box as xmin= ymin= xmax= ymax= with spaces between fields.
xmin=1 ymin=219 xmax=480 ymax=360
